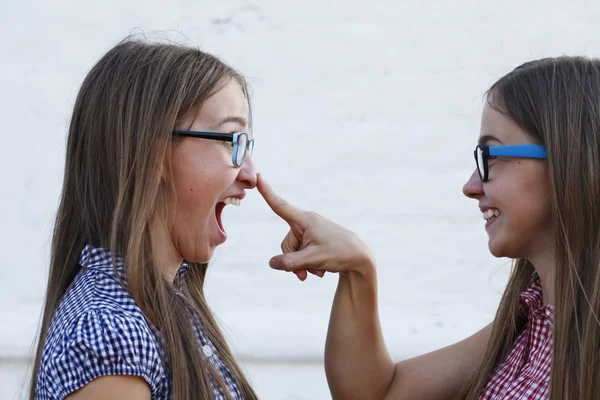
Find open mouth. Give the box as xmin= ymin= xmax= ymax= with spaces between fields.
xmin=483 ymin=208 xmax=501 ymax=221
xmin=215 ymin=202 xmax=226 ymax=234
xmin=214 ymin=197 xmax=242 ymax=235
xmin=482 ymin=208 xmax=502 ymax=229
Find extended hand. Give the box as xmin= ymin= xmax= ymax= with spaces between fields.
xmin=257 ymin=174 xmax=375 ymax=281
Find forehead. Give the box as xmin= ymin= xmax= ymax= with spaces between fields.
xmin=196 ymin=79 xmax=250 ymax=130
xmin=480 ymin=103 xmax=532 ymax=145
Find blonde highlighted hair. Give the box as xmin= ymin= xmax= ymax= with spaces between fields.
xmin=460 ymin=57 xmax=600 ymax=399
xmin=30 ymin=37 xmax=258 ymax=400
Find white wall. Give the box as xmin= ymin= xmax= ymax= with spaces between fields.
xmin=2 ymin=0 xmax=600 ymax=398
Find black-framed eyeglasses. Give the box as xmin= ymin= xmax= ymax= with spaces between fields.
xmin=173 ymin=130 xmax=254 ymax=167
xmin=475 ymin=144 xmax=548 ymax=182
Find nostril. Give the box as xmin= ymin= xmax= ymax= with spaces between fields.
xmin=238 ymin=174 xmax=257 ymax=189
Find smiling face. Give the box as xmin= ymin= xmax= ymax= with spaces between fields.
xmin=164 ymin=79 xmax=257 ymax=265
xmin=463 ymin=103 xmax=554 ymax=261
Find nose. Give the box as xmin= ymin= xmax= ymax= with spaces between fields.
xmin=463 ymin=169 xmax=484 ymax=199
xmin=237 ymin=154 xmax=258 ymax=189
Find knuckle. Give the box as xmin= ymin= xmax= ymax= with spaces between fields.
xmin=306 ymin=211 xmax=320 ymax=220
xmin=280 ymin=257 xmax=293 ymax=270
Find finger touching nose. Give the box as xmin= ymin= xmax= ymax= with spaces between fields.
xmin=257 ymin=174 xmax=304 ymax=223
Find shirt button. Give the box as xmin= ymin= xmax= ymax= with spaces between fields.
xmin=202 ymin=345 xmax=213 ymax=358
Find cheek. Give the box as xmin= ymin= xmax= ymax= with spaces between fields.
xmin=170 ymin=156 xmax=213 ymax=223
xmin=530 ymin=182 xmax=553 ymax=232
xmin=175 ymin=171 xmax=219 ymax=214
xmin=169 ymin=142 xmax=239 ymax=223
xmin=171 ymin=158 xmax=237 ymax=216
xmin=501 ymin=164 xmax=552 ymax=234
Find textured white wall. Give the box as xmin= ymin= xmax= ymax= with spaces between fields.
xmin=2 ymin=0 xmax=600 ymax=398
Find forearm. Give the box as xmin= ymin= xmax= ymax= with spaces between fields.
xmin=325 ymin=265 xmax=395 ymax=400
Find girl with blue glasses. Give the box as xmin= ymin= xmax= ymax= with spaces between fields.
xmin=259 ymin=56 xmax=600 ymax=399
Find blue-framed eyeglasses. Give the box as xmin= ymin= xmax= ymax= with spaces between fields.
xmin=173 ymin=130 xmax=254 ymax=167
xmin=475 ymin=144 xmax=547 ymax=182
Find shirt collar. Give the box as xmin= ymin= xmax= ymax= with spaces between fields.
xmin=79 ymin=244 xmax=189 ymax=287
xmin=79 ymin=244 xmax=124 ymax=272
xmin=519 ymin=278 xmax=554 ymax=321
xmin=173 ymin=261 xmax=189 ymax=289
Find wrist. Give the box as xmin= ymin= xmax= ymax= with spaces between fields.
xmin=338 ymin=256 xmax=378 ymax=309
xmin=342 ymin=254 xmax=377 ymax=281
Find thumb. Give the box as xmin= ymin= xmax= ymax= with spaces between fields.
xmin=269 ymin=247 xmax=321 ymax=272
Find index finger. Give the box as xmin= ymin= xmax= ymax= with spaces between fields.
xmin=257 ymin=174 xmax=304 ymax=222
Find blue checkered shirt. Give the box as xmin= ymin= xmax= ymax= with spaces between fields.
xmin=34 ymin=245 xmax=243 ymax=399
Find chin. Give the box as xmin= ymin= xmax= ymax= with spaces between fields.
xmin=189 ymin=253 xmax=213 ymax=264
xmin=488 ymin=239 xmax=511 ymax=259
xmin=181 ymin=246 xmax=214 ymax=264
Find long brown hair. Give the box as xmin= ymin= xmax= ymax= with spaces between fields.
xmin=29 ymin=37 xmax=258 ymax=400
xmin=460 ymin=57 xmax=600 ymax=399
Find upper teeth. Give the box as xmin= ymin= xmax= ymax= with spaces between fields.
xmin=483 ymin=209 xmax=500 ymax=220
xmin=223 ymin=197 xmax=241 ymax=206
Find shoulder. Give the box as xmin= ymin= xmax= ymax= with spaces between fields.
xmin=35 ymin=270 xmax=168 ymax=399
xmin=64 ymin=375 xmax=152 ymax=400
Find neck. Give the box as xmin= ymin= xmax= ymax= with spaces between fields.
xmin=150 ymin=217 xmax=184 ymax=283
xmin=529 ymin=251 xmax=555 ymax=306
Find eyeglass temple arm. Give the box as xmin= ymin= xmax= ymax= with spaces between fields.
xmin=172 ymin=130 xmax=234 ymax=141
xmin=488 ymin=144 xmax=548 ymax=159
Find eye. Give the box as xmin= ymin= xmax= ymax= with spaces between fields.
xmin=221 ymin=141 xmax=235 ymax=153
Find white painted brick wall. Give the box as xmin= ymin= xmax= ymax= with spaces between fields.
xmin=2 ymin=1 xmax=600 ymax=398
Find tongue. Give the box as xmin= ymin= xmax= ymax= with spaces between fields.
xmin=215 ymin=202 xmax=226 ymax=233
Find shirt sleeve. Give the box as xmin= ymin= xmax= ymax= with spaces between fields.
xmin=39 ymin=308 xmax=165 ymax=399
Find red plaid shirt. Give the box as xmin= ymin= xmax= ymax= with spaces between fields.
xmin=479 ymin=279 xmax=553 ymax=399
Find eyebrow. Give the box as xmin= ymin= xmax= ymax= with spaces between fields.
xmin=478 ymin=134 xmax=504 ymax=145
xmin=217 ymin=116 xmax=248 ymax=129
